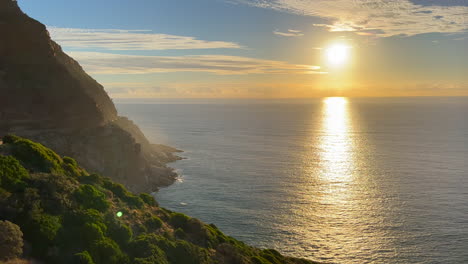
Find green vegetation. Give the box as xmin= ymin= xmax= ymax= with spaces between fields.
xmin=0 ymin=135 xmax=319 ymax=264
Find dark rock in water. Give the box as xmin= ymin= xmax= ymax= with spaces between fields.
xmin=0 ymin=0 xmax=179 ymax=192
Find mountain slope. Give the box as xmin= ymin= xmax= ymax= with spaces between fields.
xmin=0 ymin=0 xmax=178 ymax=192
xmin=0 ymin=135 xmax=320 ymax=264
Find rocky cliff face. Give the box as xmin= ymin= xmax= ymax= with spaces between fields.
xmin=0 ymin=0 xmax=179 ymax=192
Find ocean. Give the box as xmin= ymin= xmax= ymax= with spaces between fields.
xmin=116 ymin=97 xmax=468 ymax=264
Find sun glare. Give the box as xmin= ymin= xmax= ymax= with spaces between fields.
xmin=325 ymin=44 xmax=351 ymax=67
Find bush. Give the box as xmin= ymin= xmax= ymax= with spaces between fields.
xmin=129 ymin=234 xmax=169 ymax=264
xmin=103 ymin=181 xmax=144 ymax=208
xmin=107 ymin=221 xmax=133 ymax=246
xmin=63 ymin=156 xmax=78 ymax=167
xmin=78 ymin=174 xmax=102 ymax=185
xmin=9 ymin=137 xmax=63 ymax=173
xmin=146 ymin=215 xmax=163 ymax=230
xmin=0 ymin=155 xmax=29 ymax=191
xmin=261 ymin=249 xmax=283 ymax=264
xmin=73 ymin=251 xmax=95 ymax=264
xmin=0 ymin=220 xmax=23 ymax=261
xmin=174 ymin=228 xmax=186 ymax=239
xmin=63 ymin=156 xmax=81 ymax=177
xmin=139 ymin=193 xmax=157 ymax=206
xmin=2 ymin=134 xmax=21 ymax=144
xmin=74 ymin=185 xmax=110 ymax=212
xmin=30 ymin=213 xmax=62 ymax=242
xmin=82 ymin=223 xmax=105 ymax=243
xmin=251 ymin=256 xmax=271 ymax=264
xmin=125 ymin=195 xmax=144 ymax=209
xmin=90 ymin=238 xmax=125 ymax=264
xmin=169 ymin=213 xmax=190 ymax=229
xmin=167 ymin=240 xmax=208 ymax=264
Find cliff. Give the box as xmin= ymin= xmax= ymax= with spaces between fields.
xmin=0 ymin=0 xmax=179 ymax=192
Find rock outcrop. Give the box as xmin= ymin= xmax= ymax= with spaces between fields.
xmin=0 ymin=0 xmax=179 ymax=192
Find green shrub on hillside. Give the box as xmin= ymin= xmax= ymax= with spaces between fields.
xmin=2 ymin=134 xmax=21 ymax=144
xmin=106 ymin=219 xmax=133 ymax=246
xmin=103 ymin=181 xmax=144 ymax=209
xmin=146 ymin=215 xmax=163 ymax=230
xmin=8 ymin=137 xmax=63 ymax=173
xmin=90 ymin=238 xmax=126 ymax=264
xmin=72 ymin=251 xmax=95 ymax=264
xmin=62 ymin=156 xmax=83 ymax=177
xmin=30 ymin=213 xmax=62 ymax=242
xmin=129 ymin=234 xmax=169 ymax=264
xmin=139 ymin=193 xmax=158 ymax=206
xmin=169 ymin=212 xmax=190 ymax=229
xmin=74 ymin=185 xmax=110 ymax=211
xmin=0 ymin=155 xmax=29 ymax=190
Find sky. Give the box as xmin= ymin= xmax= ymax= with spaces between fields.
xmin=18 ymin=0 xmax=468 ymax=98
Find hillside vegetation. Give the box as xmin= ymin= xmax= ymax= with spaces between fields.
xmin=0 ymin=135 xmax=319 ymax=264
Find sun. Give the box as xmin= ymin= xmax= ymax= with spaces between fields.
xmin=325 ymin=44 xmax=351 ymax=67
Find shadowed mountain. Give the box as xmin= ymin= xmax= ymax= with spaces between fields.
xmin=0 ymin=0 xmax=179 ymax=192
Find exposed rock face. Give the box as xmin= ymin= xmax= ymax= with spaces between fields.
xmin=0 ymin=0 xmax=179 ymax=192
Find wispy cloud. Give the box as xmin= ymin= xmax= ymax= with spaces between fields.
xmin=233 ymin=0 xmax=468 ymax=37
xmin=68 ymin=52 xmax=323 ymax=75
xmin=273 ymin=29 xmax=304 ymax=37
xmin=102 ymin=80 xmax=468 ymax=98
xmin=48 ymin=27 xmax=242 ymax=50
xmin=102 ymin=81 xmax=324 ymax=98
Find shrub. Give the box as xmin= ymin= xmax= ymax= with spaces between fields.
xmin=63 ymin=156 xmax=81 ymax=177
xmin=82 ymin=223 xmax=105 ymax=243
xmin=78 ymin=174 xmax=102 ymax=185
xmin=29 ymin=173 xmax=77 ymax=214
xmin=2 ymin=134 xmax=21 ymax=144
xmin=73 ymin=251 xmax=95 ymax=264
xmin=251 ymin=256 xmax=271 ymax=264
xmin=74 ymin=185 xmax=110 ymax=212
xmin=169 ymin=213 xmax=190 ymax=229
xmin=168 ymin=240 xmax=208 ymax=264
xmin=63 ymin=156 xmax=78 ymax=167
xmin=69 ymin=209 xmax=106 ymax=232
xmin=31 ymin=213 xmax=62 ymax=242
xmin=261 ymin=249 xmax=283 ymax=264
xmin=129 ymin=234 xmax=169 ymax=264
xmin=90 ymin=238 xmax=125 ymax=264
xmin=103 ymin=181 xmax=144 ymax=209
xmin=107 ymin=221 xmax=133 ymax=246
xmin=174 ymin=228 xmax=186 ymax=239
xmin=9 ymin=137 xmax=63 ymax=173
xmin=146 ymin=215 xmax=163 ymax=230
xmin=0 ymin=220 xmax=23 ymax=261
xmin=125 ymin=195 xmax=144 ymax=209
xmin=139 ymin=193 xmax=157 ymax=206
xmin=0 ymin=155 xmax=29 ymax=190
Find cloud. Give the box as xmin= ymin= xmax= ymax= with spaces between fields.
xmin=68 ymin=52 xmax=324 ymax=75
xmin=273 ymin=29 xmax=304 ymax=37
xmin=102 ymin=80 xmax=468 ymax=98
xmin=233 ymin=0 xmax=468 ymax=37
xmin=47 ymin=27 xmax=242 ymax=50
xmin=102 ymin=81 xmax=326 ymax=98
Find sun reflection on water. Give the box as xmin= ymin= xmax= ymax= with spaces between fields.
xmin=321 ymin=97 xmax=353 ymax=183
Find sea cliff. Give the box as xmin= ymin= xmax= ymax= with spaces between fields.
xmin=0 ymin=0 xmax=178 ymax=192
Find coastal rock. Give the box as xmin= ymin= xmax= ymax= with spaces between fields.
xmin=0 ymin=0 xmax=179 ymax=192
